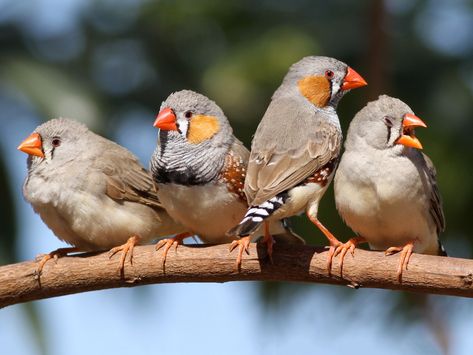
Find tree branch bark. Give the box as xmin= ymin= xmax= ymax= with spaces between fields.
xmin=1 ymin=243 xmax=473 ymax=308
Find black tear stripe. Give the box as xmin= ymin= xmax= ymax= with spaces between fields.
xmin=386 ymin=127 xmax=391 ymax=144
xmin=158 ymin=130 xmax=169 ymax=158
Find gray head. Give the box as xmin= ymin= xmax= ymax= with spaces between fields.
xmin=151 ymin=90 xmax=234 ymax=185
xmin=18 ymin=118 xmax=91 ymax=172
xmin=345 ymin=95 xmax=427 ymax=152
xmin=276 ymin=56 xmax=367 ymax=108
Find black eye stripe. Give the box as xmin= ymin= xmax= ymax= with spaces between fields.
xmin=383 ymin=116 xmax=394 ymax=143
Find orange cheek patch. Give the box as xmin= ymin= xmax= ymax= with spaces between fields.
xmin=187 ymin=115 xmax=220 ymax=144
xmin=298 ymin=76 xmax=331 ymax=108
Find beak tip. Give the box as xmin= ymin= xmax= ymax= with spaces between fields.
xmin=342 ymin=67 xmax=368 ymax=90
xmin=154 ymin=107 xmax=178 ymax=131
xmin=18 ymin=132 xmax=44 ymax=157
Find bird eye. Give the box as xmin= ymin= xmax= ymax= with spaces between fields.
xmin=52 ymin=138 xmax=61 ymax=147
xmin=383 ymin=116 xmax=393 ymax=128
xmin=325 ymin=70 xmax=334 ymax=79
xmin=184 ymin=111 xmax=193 ymax=119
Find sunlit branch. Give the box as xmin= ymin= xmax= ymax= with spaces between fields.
xmin=1 ymin=243 xmax=472 ymax=308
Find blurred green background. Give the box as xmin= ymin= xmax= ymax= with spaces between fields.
xmin=1 ymin=0 xmax=472 ymax=354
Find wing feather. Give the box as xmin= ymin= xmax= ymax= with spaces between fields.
xmin=245 ymin=97 xmax=342 ymax=205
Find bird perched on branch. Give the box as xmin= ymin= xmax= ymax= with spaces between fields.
xmin=227 ymin=56 xmax=367 ymax=274
xmin=150 ymin=90 xmax=304 ymax=269
xmin=334 ymin=95 xmax=446 ymax=281
xmin=18 ymin=118 xmax=185 ymax=275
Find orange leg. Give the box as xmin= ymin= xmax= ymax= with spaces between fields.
xmin=263 ymin=221 xmax=275 ymax=263
xmin=229 ymin=236 xmax=251 ymax=272
xmin=155 ymin=232 xmax=192 ymax=271
xmin=306 ymin=212 xmax=341 ymax=275
xmin=334 ymin=237 xmax=366 ymax=276
xmin=385 ymin=241 xmax=415 ymax=282
xmin=108 ymin=235 xmax=140 ymax=275
xmin=36 ymin=247 xmax=81 ymax=275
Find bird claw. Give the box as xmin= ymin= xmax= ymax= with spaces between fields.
xmin=35 ymin=247 xmax=80 ymax=277
xmin=384 ymin=242 xmax=414 ymax=282
xmin=108 ymin=236 xmax=139 ymax=275
xmin=326 ymin=242 xmax=342 ymax=276
xmin=155 ymin=232 xmax=191 ymax=272
xmin=229 ymin=236 xmax=251 ymax=272
xmin=333 ymin=237 xmax=365 ymax=276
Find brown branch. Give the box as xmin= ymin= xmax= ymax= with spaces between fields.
xmin=1 ymin=243 xmax=473 ymax=308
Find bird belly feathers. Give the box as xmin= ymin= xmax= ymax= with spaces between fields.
xmin=335 ymin=157 xmax=438 ymax=255
xmin=157 ymin=182 xmax=248 ymax=243
xmin=24 ymin=177 xmax=180 ymax=251
xmin=270 ymin=178 xmax=332 ymax=221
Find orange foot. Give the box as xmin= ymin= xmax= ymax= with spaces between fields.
xmin=334 ymin=237 xmax=366 ymax=276
xmin=108 ymin=235 xmax=140 ymax=275
xmin=385 ymin=241 xmax=415 ymax=282
xmin=229 ymin=236 xmax=251 ymax=272
xmin=306 ymin=212 xmax=341 ymax=276
xmin=155 ymin=232 xmax=192 ymax=271
xmin=36 ymin=247 xmax=81 ymax=276
xmin=263 ymin=221 xmax=275 ymax=263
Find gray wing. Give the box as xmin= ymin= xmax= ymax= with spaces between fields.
xmin=245 ymin=97 xmax=342 ymax=205
xmin=95 ymin=138 xmax=163 ymax=209
xmin=422 ymin=153 xmax=446 ymax=234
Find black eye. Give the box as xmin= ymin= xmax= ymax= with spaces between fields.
xmin=52 ymin=138 xmax=61 ymax=147
xmin=383 ymin=116 xmax=393 ymax=128
xmin=184 ymin=111 xmax=193 ymax=119
xmin=325 ymin=70 xmax=334 ymax=79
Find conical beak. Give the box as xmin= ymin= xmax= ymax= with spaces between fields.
xmin=341 ymin=67 xmax=368 ymax=90
xmin=18 ymin=132 xmax=44 ymax=158
xmin=395 ymin=113 xmax=427 ymax=150
xmin=154 ymin=108 xmax=178 ymax=131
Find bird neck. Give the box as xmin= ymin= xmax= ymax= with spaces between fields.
xmin=151 ymin=130 xmax=230 ymax=186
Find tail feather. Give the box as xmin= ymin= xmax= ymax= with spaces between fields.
xmin=226 ymin=194 xmax=288 ymax=237
xmin=226 ymin=218 xmax=262 ymax=238
xmin=438 ymin=240 xmax=447 ymax=256
xmin=272 ymin=219 xmax=305 ymax=245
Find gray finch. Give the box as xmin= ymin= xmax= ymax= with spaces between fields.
xmin=19 ymin=118 xmax=184 ymax=274
xmin=334 ymin=95 xmax=446 ymax=280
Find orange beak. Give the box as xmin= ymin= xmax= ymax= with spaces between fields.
xmin=342 ymin=67 xmax=368 ymax=90
xmin=18 ymin=132 xmax=44 ymax=158
xmin=154 ymin=108 xmax=178 ymax=131
xmin=395 ymin=113 xmax=427 ymax=150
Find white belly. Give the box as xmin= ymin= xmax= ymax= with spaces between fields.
xmin=271 ymin=179 xmax=332 ymax=221
xmin=158 ymin=182 xmax=247 ymax=243
xmin=335 ymin=174 xmax=438 ymax=254
xmin=26 ymin=180 xmax=181 ymax=251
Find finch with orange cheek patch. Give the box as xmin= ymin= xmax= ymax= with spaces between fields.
xmin=227 ymin=56 xmax=367 ymax=275
xmin=150 ymin=90 xmax=304 ymax=270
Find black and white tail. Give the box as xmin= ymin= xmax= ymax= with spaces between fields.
xmin=227 ymin=193 xmax=287 ymax=237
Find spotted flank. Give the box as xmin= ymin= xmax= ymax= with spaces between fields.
xmin=227 ymin=193 xmax=288 ymax=237
xmin=219 ymin=150 xmax=247 ymax=201
xmin=304 ymin=159 xmax=337 ymax=187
